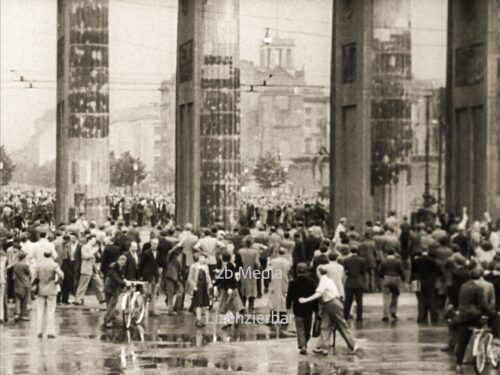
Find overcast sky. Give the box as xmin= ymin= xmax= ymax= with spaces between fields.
xmin=0 ymin=0 xmax=447 ymax=152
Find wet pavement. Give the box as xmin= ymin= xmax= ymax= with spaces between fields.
xmin=0 ymin=294 xmax=495 ymax=374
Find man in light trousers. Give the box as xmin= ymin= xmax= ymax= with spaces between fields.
xmin=35 ymin=250 xmax=64 ymax=338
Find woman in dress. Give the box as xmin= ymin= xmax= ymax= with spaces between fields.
xmin=187 ymin=254 xmax=213 ymax=327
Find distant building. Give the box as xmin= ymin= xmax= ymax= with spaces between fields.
xmin=240 ymin=37 xmax=330 ymax=194
xmin=109 ymin=104 xmax=160 ymax=173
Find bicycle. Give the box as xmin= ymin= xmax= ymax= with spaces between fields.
xmin=470 ymin=315 xmax=500 ymax=374
xmin=120 ymin=280 xmax=148 ymax=329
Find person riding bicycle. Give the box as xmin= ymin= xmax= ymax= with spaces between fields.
xmin=454 ymin=269 xmax=495 ymax=374
xmin=102 ymin=254 xmax=129 ymax=329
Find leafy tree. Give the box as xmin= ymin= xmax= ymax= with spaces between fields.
xmin=11 ymin=160 xmax=55 ymax=188
xmin=253 ymin=152 xmax=286 ymax=189
xmin=155 ymin=159 xmax=175 ymax=188
xmin=109 ymin=151 xmax=147 ymax=188
xmin=0 ymin=145 xmax=16 ymax=185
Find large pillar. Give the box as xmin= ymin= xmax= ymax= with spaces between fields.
xmin=446 ymin=0 xmax=500 ymax=220
xmin=56 ymin=0 xmax=110 ymax=224
xmin=176 ymin=0 xmax=241 ymax=229
xmin=330 ymin=0 xmax=412 ymax=229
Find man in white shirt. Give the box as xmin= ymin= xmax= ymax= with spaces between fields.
xmin=323 ymin=252 xmax=345 ymax=299
xmin=194 ymin=229 xmax=225 ymax=277
xmin=33 ymin=232 xmax=57 ymax=264
xmin=299 ymin=266 xmax=359 ymax=356
xmin=334 ymin=217 xmax=347 ymax=244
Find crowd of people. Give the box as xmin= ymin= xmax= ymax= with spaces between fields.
xmin=2 ymin=189 xmax=500 ymax=373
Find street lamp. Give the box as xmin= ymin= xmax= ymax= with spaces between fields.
xmin=423 ymin=94 xmax=432 ymax=208
xmin=132 ymin=162 xmax=138 ymax=195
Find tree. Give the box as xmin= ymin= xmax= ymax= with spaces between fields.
xmin=11 ymin=160 xmax=55 ymax=188
xmin=109 ymin=151 xmax=147 ymax=188
xmin=253 ymin=152 xmax=286 ymax=189
xmin=0 ymin=145 xmax=15 ymax=186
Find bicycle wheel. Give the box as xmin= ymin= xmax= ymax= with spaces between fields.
xmin=489 ymin=337 xmax=500 ymax=369
xmin=131 ymin=292 xmax=146 ymax=325
xmin=121 ymin=293 xmax=133 ymax=329
xmin=473 ymin=333 xmax=488 ymax=375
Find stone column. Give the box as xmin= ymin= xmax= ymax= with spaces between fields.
xmin=176 ymin=0 xmax=241 ymax=229
xmin=446 ymin=0 xmax=500 ymax=220
xmin=56 ymin=0 xmax=110 ymax=224
xmin=330 ymin=0 xmax=412 ymax=228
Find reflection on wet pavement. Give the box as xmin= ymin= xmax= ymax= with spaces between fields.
xmin=0 ymin=303 xmax=490 ymax=374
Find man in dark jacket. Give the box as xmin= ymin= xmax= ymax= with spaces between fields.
xmin=359 ymin=232 xmax=377 ymax=292
xmin=139 ymin=238 xmax=161 ymax=315
xmin=379 ymin=249 xmax=405 ymax=321
xmin=411 ymin=248 xmax=442 ymax=323
xmin=124 ymin=241 xmax=140 ymax=281
xmin=303 ymin=231 xmax=321 ymax=264
xmin=102 ymin=254 xmax=128 ymax=328
xmin=292 ymin=233 xmax=306 ymax=277
xmin=165 ymin=247 xmax=183 ymax=314
xmin=343 ymin=246 xmax=366 ymax=321
xmin=455 ymin=269 xmax=495 ymax=372
xmin=100 ymin=237 xmax=120 ymax=279
xmin=286 ymin=263 xmax=317 ymax=354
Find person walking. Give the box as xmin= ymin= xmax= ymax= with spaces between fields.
xmin=35 ymin=249 xmax=64 ymax=338
xmin=139 ymin=238 xmax=161 ymax=316
xmin=165 ymin=247 xmax=184 ymax=315
xmin=57 ymin=234 xmax=73 ymax=305
xmin=359 ymin=232 xmax=377 ymax=292
xmin=215 ymin=252 xmax=244 ymax=329
xmin=102 ymin=254 xmax=128 ymax=329
xmin=286 ymin=262 xmax=317 ymax=354
xmin=187 ymin=254 xmax=212 ymax=327
xmin=235 ymin=237 xmax=260 ymax=313
xmin=299 ymin=265 xmax=361 ymax=356
xmin=0 ymin=246 xmax=6 ymax=323
xmin=379 ymin=249 xmax=405 ymax=321
xmin=13 ymin=252 xmax=31 ymax=321
xmin=454 ymin=269 xmax=494 ymax=374
xmin=411 ymin=248 xmax=442 ymax=324
xmin=267 ymin=248 xmax=291 ymax=325
xmin=342 ymin=246 xmax=366 ymax=322
xmin=74 ymin=235 xmax=105 ymax=305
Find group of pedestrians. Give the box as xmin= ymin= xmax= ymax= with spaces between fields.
xmin=3 ymin=194 xmax=500 ymax=371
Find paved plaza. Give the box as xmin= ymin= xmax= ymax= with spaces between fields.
xmin=1 ymin=293 xmax=494 ymax=375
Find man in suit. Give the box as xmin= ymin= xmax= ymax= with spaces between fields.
xmin=343 ymin=245 xmax=366 ymax=321
xmin=379 ymin=249 xmax=405 ymax=321
xmin=57 ymin=234 xmax=73 ymax=304
xmin=359 ymin=232 xmax=377 ymax=292
xmin=74 ymin=235 xmax=105 ymax=305
xmin=124 ymin=241 xmax=140 ymax=281
xmin=303 ymin=229 xmax=321 ymax=264
xmin=35 ymin=249 xmax=64 ymax=338
xmin=100 ymin=237 xmax=120 ymax=279
xmin=139 ymin=238 xmax=161 ymax=316
xmin=455 ymin=269 xmax=495 ymax=373
xmin=411 ymin=247 xmax=442 ymax=323
xmin=235 ymin=237 xmax=260 ymax=312
xmin=141 ymin=231 xmax=156 ymax=255
xmin=292 ymin=232 xmax=306 ymax=277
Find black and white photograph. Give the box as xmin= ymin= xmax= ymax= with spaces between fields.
xmin=0 ymin=0 xmax=498 ymax=374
